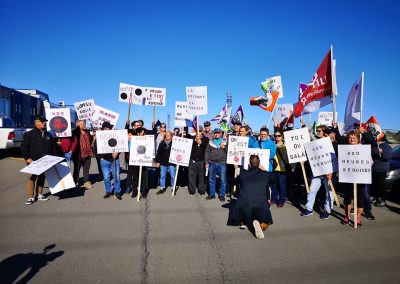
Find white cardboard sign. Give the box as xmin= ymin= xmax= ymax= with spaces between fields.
xmin=317 ymin=111 xmax=338 ymax=126
xmin=119 ymin=83 xmax=166 ymax=106
xmin=143 ymin=87 xmax=166 ymax=107
xmin=45 ymin=108 xmax=72 ymax=137
xmin=45 ymin=162 xmax=75 ymax=194
xmin=129 ymin=135 xmax=155 ymax=166
xmin=169 ymin=136 xmax=193 ymax=167
xmin=276 ymin=104 xmax=293 ymax=124
xmin=338 ymin=144 xmax=372 ymax=184
xmin=304 ymin=137 xmax=338 ymax=177
xmin=91 ymin=105 xmax=119 ymax=129
xmin=243 ymin=148 xmax=270 ymax=170
xmin=227 ymin=136 xmax=249 ymax=165
xmin=284 ymin=127 xmax=310 ymax=163
xmin=74 ymin=99 xmax=95 ymax=121
xmin=96 ymin=129 xmax=129 ymax=154
xmin=174 ymin=101 xmax=193 ymax=127
xmin=20 ymin=155 xmax=65 ymax=175
xmin=186 ymin=86 xmax=208 ymax=115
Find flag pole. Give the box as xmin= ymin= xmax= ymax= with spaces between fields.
xmin=267 ymin=98 xmax=278 ymax=129
xmin=360 ymin=72 xmax=365 ymax=124
xmin=330 ymin=45 xmax=337 ymax=124
xmin=196 ymin=115 xmax=199 ymax=136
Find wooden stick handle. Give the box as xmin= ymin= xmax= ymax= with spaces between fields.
xmin=300 ymin=162 xmax=310 ymax=193
xmin=354 ymin=183 xmax=357 ymax=228
xmin=328 ymin=180 xmax=340 ymax=207
xmin=137 ymin=165 xmax=142 ymax=202
xmin=172 ymin=165 xmax=179 ymax=196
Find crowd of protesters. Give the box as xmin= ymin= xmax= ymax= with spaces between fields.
xmin=21 ymin=114 xmax=393 ymax=239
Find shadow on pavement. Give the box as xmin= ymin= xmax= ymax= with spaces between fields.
xmin=55 ymin=187 xmax=85 ymax=199
xmin=0 ymin=244 xmax=64 ymax=284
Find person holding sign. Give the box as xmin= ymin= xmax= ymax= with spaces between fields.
xmin=301 ymin=125 xmax=334 ymax=219
xmin=21 ymin=116 xmax=57 ymax=205
xmin=155 ymin=131 xmax=176 ymax=194
xmin=249 ymin=127 xmax=276 ymax=172
xmin=188 ymin=132 xmax=209 ymax=195
xmin=341 ymin=131 xmax=366 ymax=227
xmin=228 ymin=155 xmax=273 ymax=240
xmin=95 ymin=122 xmax=122 ymax=200
xmin=205 ymin=128 xmax=228 ymax=201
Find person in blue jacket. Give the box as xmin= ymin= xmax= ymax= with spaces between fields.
xmin=249 ymin=127 xmax=276 ymax=172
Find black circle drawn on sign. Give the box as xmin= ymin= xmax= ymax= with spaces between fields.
xmin=137 ymin=145 xmax=146 ymax=154
xmin=108 ymin=138 xmax=117 ymax=147
xmin=135 ymin=89 xmax=142 ymax=96
xmin=120 ymin=93 xmax=128 ymax=100
xmin=49 ymin=116 xmax=68 ymax=133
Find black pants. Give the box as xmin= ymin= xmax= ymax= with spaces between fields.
xmin=127 ymin=165 xmax=148 ymax=196
xmin=372 ymin=172 xmax=387 ymax=200
xmin=342 ymin=183 xmax=364 ymax=207
xmin=226 ymin=164 xmax=235 ymax=195
xmin=73 ymin=157 xmax=91 ymax=183
xmin=188 ymin=160 xmax=206 ymax=194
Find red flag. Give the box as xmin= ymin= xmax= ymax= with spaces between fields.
xmin=294 ymin=49 xmax=333 ymax=117
xmin=363 ymin=115 xmax=384 ymax=141
xmin=250 ymin=91 xmax=279 ymax=112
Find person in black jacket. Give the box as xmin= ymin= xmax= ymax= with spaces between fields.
xmin=155 ymin=131 xmax=176 ymax=194
xmin=228 ymin=155 xmax=273 ymax=240
xmin=188 ymin=132 xmax=209 ymax=195
xmin=21 ymin=116 xmax=57 ymax=205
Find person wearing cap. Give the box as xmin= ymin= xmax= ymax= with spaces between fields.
xmin=188 ymin=130 xmax=209 ymax=195
xmin=203 ymin=121 xmax=214 ymax=141
xmin=72 ymin=119 xmax=94 ymax=189
xmin=21 ymin=116 xmax=57 ymax=205
xmin=95 ymin=121 xmax=122 ymax=200
xmin=205 ymin=128 xmax=228 ymax=201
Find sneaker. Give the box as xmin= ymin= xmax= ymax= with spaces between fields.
xmin=25 ymin=197 xmax=35 ymax=205
xmin=141 ymin=194 xmax=147 ymax=199
xmin=343 ymin=216 xmax=350 ymax=225
xmin=218 ymin=196 xmax=226 ymax=202
xmin=84 ymin=181 xmax=93 ymax=190
xmin=239 ymin=224 xmax=247 ymax=230
xmin=114 ymin=194 xmax=122 ymax=200
xmin=364 ymin=212 xmax=375 ymax=220
xmin=320 ymin=212 xmax=330 ymax=219
xmin=375 ymin=199 xmax=386 ymax=207
xmin=156 ymin=189 xmax=165 ymax=195
xmin=37 ymin=195 xmax=49 ymax=201
xmin=253 ymin=220 xmax=264 ymax=240
xmin=199 ymin=192 xmax=206 ymax=196
xmin=357 ymin=217 xmax=362 ymax=227
xmin=301 ymin=209 xmax=313 ymax=217
xmin=104 ymin=193 xmax=112 ymax=199
xmin=277 ymin=204 xmax=284 ymax=208
xmin=189 ymin=192 xmax=195 ymax=196
xmin=206 ymin=195 xmax=215 ymax=200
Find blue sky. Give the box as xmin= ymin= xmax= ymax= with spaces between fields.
xmin=1 ymin=0 xmax=399 ymax=131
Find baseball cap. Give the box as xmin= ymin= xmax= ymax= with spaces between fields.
xmin=102 ymin=121 xmax=114 ymax=129
xmin=213 ymin=128 xmax=222 ymax=133
xmin=34 ymin=115 xmax=48 ymax=122
xmin=204 ymin=121 xmax=211 ymax=126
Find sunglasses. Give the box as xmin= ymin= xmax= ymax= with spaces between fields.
xmin=316 ymin=130 xmax=322 ymax=133
xmin=274 ymin=134 xmax=282 ymax=137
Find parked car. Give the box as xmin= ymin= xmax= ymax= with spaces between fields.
xmin=386 ymin=145 xmax=400 ymax=195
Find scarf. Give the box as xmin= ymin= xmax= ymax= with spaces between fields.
xmin=80 ymin=131 xmax=93 ymax=159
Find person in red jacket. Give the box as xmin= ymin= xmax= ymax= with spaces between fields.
xmin=57 ymin=136 xmax=78 ymax=168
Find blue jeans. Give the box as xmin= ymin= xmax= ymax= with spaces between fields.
xmin=160 ymin=165 xmax=176 ymax=189
xmin=306 ymin=176 xmax=333 ymax=213
xmin=209 ymin=162 xmax=226 ymax=197
xmin=100 ymin=159 xmax=120 ymax=194
xmin=271 ymin=172 xmax=287 ymax=205
xmin=64 ymin=151 xmax=72 ymax=168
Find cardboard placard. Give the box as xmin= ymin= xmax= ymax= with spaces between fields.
xmin=169 ymin=136 xmax=193 ymax=167
xmin=304 ymin=137 xmax=338 ymax=177
xmin=91 ymin=105 xmax=119 ymax=129
xmin=174 ymin=101 xmax=193 ymax=127
xmin=338 ymin=145 xmax=372 ymax=184
xmin=45 ymin=162 xmax=75 ymax=194
xmin=119 ymin=83 xmax=166 ymax=106
xmin=227 ymin=136 xmax=249 ymax=165
xmin=186 ymin=86 xmax=208 ymax=115
xmin=129 ymin=135 xmax=155 ymax=166
xmin=96 ymin=129 xmax=129 ymax=154
xmin=284 ymin=128 xmax=310 ymax=163
xmin=20 ymin=155 xmax=65 ymax=175
xmin=243 ymin=148 xmax=270 ymax=170
xmin=74 ymin=99 xmax=95 ymax=121
xmin=45 ymin=108 xmax=72 ymax=137
xmin=262 ymin=75 xmax=283 ymax=98
xmin=276 ymin=104 xmax=293 ymax=124
xmin=317 ymin=111 xmax=338 ymax=126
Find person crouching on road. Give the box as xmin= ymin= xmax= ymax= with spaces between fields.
xmin=21 ymin=116 xmax=57 ymax=205
xmin=97 ymin=122 xmax=122 ymax=200
xmin=228 ymin=155 xmax=273 ymax=240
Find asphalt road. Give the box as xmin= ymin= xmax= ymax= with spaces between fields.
xmin=0 ymin=157 xmax=399 ymax=283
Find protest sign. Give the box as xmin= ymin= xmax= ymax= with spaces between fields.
xmin=304 ymin=137 xmax=338 ymax=177
xmin=243 ymin=148 xmax=270 ymax=170
xmin=20 ymin=155 xmax=65 ymax=176
xmin=45 ymin=162 xmax=75 ymax=194
xmin=227 ymin=136 xmax=249 ymax=166
xmin=338 ymin=145 xmax=372 ymax=184
xmin=262 ymin=75 xmax=284 ymax=98
xmin=143 ymin=87 xmax=166 ymax=107
xmin=45 ymin=108 xmax=72 ymax=137
xmin=317 ymin=111 xmax=338 ymax=126
xmin=119 ymin=83 xmax=166 ymax=106
xmin=169 ymin=136 xmax=193 ymax=167
xmin=186 ymin=86 xmax=208 ymax=115
xmin=74 ymin=99 xmax=95 ymax=121
xmin=174 ymin=101 xmax=193 ymax=127
xmin=96 ymin=129 xmax=129 ymax=154
xmin=276 ymin=104 xmax=293 ymax=124
xmin=91 ymin=105 xmax=119 ymax=129
xmin=284 ymin=127 xmax=310 ymax=163
xmin=129 ymin=135 xmax=155 ymax=167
